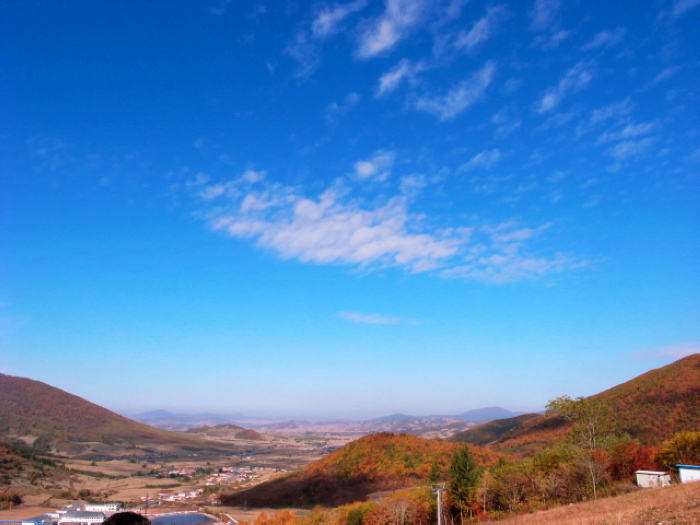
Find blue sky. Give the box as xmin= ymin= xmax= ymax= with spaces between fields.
xmin=2 ymin=0 xmax=698 ymax=420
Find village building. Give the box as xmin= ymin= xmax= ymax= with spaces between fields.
xmin=57 ymin=511 xmax=106 ymax=523
xmin=677 ymin=464 xmax=700 ymax=483
xmin=635 ymin=470 xmax=672 ymax=488
xmin=84 ymin=503 xmax=122 ymax=512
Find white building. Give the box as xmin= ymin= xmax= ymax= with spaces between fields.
xmin=677 ymin=464 xmax=700 ymax=483
xmin=59 ymin=511 xmax=106 ymax=523
xmin=635 ymin=470 xmax=672 ymax=488
xmin=84 ymin=503 xmax=122 ymax=512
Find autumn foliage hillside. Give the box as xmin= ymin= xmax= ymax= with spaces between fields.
xmin=221 ymin=432 xmax=501 ymax=507
xmin=448 ymin=414 xmax=539 ymax=445
xmin=491 ymin=354 xmax=700 ymax=454
xmin=0 ymin=373 xmax=222 ymax=449
xmin=591 ymin=353 xmax=700 ymax=443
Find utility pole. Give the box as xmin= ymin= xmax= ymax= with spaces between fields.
xmin=431 ymin=483 xmax=447 ymax=525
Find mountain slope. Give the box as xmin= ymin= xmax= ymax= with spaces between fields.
xmin=448 ymin=413 xmax=540 ymax=445
xmin=492 ymin=354 xmax=700 ymax=454
xmin=0 ymin=373 xmax=220 ymax=449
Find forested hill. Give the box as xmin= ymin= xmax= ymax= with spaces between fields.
xmin=487 ymin=354 xmax=700 ymax=454
xmin=590 ymin=353 xmax=700 ymax=443
xmin=0 ymin=373 xmax=215 ymax=447
xmin=221 ymin=432 xmax=502 ymax=507
xmin=448 ymin=413 xmax=539 ymax=445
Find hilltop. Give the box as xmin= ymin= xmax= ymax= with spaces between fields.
xmin=0 ymin=373 xmax=232 ymax=455
xmin=221 ymin=432 xmax=502 ymax=507
xmin=185 ymin=424 xmax=267 ymax=441
xmin=460 ymin=354 xmax=700 ymax=455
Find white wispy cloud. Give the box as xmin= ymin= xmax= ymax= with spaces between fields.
xmin=606 ymin=137 xmax=655 ymax=171
xmin=356 ymin=0 xmax=427 ymax=58
xmin=455 ymin=6 xmax=509 ymax=52
xmin=632 ymin=343 xmax=699 ymax=360
xmin=652 ymin=66 xmax=681 ymax=85
xmin=284 ymin=31 xmax=321 ymax=78
xmin=376 ymin=59 xmax=426 ymax=96
xmin=325 ymin=92 xmax=361 ymax=123
xmin=582 ymin=28 xmax=627 ymax=51
xmin=399 ymin=173 xmax=429 ymax=198
xmin=529 ymin=0 xmax=561 ymax=32
xmin=440 ymin=222 xmax=581 ymax=284
xmin=312 ymin=0 xmax=368 ymax=38
xmin=414 ymin=61 xmax=496 ymax=120
xmin=537 ymin=60 xmax=594 ymax=113
xmin=460 ymin=149 xmax=502 ymax=171
xmin=607 ymin=138 xmax=654 ymax=161
xmin=595 ymin=122 xmax=655 ymax=145
xmin=491 ymin=110 xmax=521 ymax=138
xmin=208 ymin=0 xmax=233 ymax=16
xmin=193 ymin=171 xmax=581 ymax=283
xmin=286 ymin=1 xmax=369 ymax=79
xmin=339 ymin=311 xmax=404 ymax=324
xmin=205 ymin=179 xmax=461 ymax=273
xmin=589 ymin=98 xmax=633 ymax=126
xmin=671 ymin=0 xmax=700 ymax=17
xmin=353 ymin=150 xmax=396 ymax=181
xmin=576 ymin=98 xmax=633 ymax=136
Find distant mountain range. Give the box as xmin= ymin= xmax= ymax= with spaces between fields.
xmin=131 ymin=409 xmax=246 ymax=431
xmin=130 ymin=407 xmax=525 ymax=436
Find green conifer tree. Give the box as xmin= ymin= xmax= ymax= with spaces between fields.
xmin=449 ymin=445 xmax=480 ymax=523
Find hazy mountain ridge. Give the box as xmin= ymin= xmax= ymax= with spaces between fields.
xmin=131 ymin=410 xmax=245 ymax=431
xmin=131 ymin=408 xmax=523 ymax=437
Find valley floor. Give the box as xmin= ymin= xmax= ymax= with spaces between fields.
xmin=498 ymin=482 xmax=700 ymax=524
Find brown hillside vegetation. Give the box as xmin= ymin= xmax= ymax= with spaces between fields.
xmin=498 ymin=481 xmax=700 ymax=524
xmin=186 ymin=424 xmax=266 ymax=441
xmin=0 ymin=373 xmax=224 ymax=449
xmin=0 ymin=440 xmax=61 ymax=486
xmin=492 ymin=354 xmax=700 ymax=455
xmin=449 ymin=414 xmax=539 ymax=445
xmin=222 ymin=432 xmax=501 ymax=507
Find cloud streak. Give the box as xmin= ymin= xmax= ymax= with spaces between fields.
xmin=414 ymin=61 xmax=496 ymax=120
xmin=312 ymin=0 xmax=368 ymax=38
xmin=455 ymin=6 xmax=509 ymax=53
xmin=537 ymin=60 xmax=594 ymax=113
xmin=376 ymin=59 xmax=426 ymax=96
xmin=356 ymin=0 xmax=427 ymax=58
xmin=339 ymin=311 xmax=405 ymax=324
xmin=529 ymin=0 xmax=561 ymax=32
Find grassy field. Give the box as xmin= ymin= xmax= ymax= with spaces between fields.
xmin=498 ymin=482 xmax=700 ymax=524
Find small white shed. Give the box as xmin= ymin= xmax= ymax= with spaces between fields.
xmin=635 ymin=470 xmax=672 ymax=488
xmin=677 ymin=464 xmax=700 ymax=483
